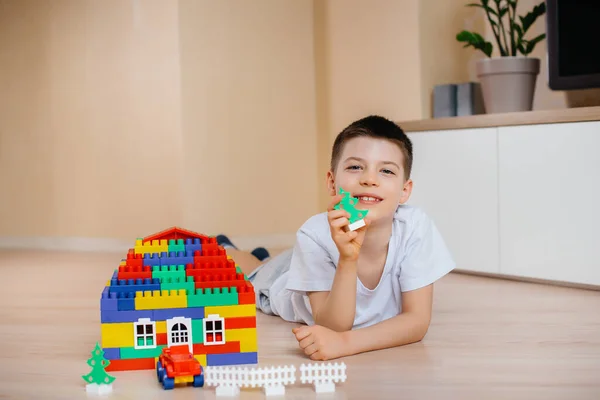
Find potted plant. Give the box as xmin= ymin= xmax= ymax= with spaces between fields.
xmin=456 ymin=0 xmax=546 ymax=114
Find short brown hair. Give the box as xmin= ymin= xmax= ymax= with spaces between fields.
xmin=330 ymin=115 xmax=413 ymax=180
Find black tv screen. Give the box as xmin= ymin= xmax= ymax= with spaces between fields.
xmin=547 ymin=0 xmax=600 ymax=90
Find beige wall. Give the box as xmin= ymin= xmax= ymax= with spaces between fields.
xmin=0 ymin=0 xmax=571 ymax=243
xmin=0 ymin=0 xmax=184 ymax=240
xmin=178 ymin=0 xmax=319 ymax=237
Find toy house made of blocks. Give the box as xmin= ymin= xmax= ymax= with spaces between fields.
xmin=99 ymin=227 xmax=258 ymax=372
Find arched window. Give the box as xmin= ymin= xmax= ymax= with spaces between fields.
xmin=170 ymin=322 xmax=189 ymax=344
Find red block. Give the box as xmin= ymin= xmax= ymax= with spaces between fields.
xmin=125 ymin=249 xmax=144 ymax=267
xmin=237 ymin=282 xmax=256 ymax=305
xmin=194 ymin=273 xmax=246 ymax=290
xmin=225 ymin=316 xmax=256 ymax=329
xmin=193 ymin=341 xmax=240 ymax=355
xmin=157 ymin=333 xmax=167 ymax=346
xmin=105 ymin=357 xmax=155 ymax=371
xmin=117 ymin=265 xmax=152 ymax=280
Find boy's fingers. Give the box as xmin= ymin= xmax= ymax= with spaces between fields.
xmin=299 ymin=335 xmax=315 ymax=350
xmin=330 ymin=217 xmax=350 ymax=229
xmin=293 ymin=327 xmax=312 ymax=341
xmin=327 ymin=209 xmax=350 ymax=221
xmin=327 ymin=194 xmax=344 ymax=211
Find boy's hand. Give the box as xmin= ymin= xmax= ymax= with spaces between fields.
xmin=292 ymin=325 xmax=349 ymax=361
xmin=327 ymin=194 xmax=369 ymax=262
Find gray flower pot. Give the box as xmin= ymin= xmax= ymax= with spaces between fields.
xmin=476 ymin=56 xmax=541 ymax=114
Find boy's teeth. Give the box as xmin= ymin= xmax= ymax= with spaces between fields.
xmin=359 ymin=196 xmax=378 ymax=201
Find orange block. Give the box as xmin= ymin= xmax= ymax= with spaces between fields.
xmin=193 ymin=341 xmax=240 ymax=355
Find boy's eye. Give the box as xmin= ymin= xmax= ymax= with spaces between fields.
xmin=346 ymin=165 xmax=361 ymax=170
xmin=382 ymin=169 xmax=395 ymax=175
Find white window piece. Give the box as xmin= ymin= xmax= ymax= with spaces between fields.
xmin=167 ymin=316 xmax=192 ymax=352
xmin=134 ymin=318 xmax=156 ymax=349
xmin=204 ymin=314 xmax=226 ymax=345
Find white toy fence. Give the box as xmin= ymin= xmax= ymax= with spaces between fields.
xmin=204 ymin=365 xmax=296 ymax=396
xmin=300 ymin=362 xmax=347 ymax=393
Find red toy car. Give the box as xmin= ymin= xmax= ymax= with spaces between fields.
xmin=156 ymin=345 xmax=204 ymax=389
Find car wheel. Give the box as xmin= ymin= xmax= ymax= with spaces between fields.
xmin=193 ymin=373 xmax=204 ymax=387
xmin=156 ymin=361 xmax=164 ymax=383
xmin=162 ymin=375 xmax=175 ymax=390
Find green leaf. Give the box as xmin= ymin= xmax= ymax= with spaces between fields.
xmin=466 ymin=2 xmax=498 ymax=17
xmin=456 ymin=30 xmax=493 ymax=57
xmin=511 ymin=21 xmax=523 ymax=40
xmin=524 ymin=33 xmax=546 ymax=54
xmin=499 ymin=7 xmax=508 ymax=19
xmin=520 ymin=3 xmax=547 ymax=34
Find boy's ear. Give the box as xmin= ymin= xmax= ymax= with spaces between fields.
xmin=399 ymin=179 xmax=413 ymax=204
xmin=326 ymin=170 xmax=336 ymax=196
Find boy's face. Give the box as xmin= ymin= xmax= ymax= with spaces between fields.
xmin=327 ymin=136 xmax=413 ymax=223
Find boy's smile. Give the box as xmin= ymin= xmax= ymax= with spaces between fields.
xmin=327 ymin=136 xmax=413 ymax=224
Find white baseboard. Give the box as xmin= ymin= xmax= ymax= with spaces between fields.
xmin=0 ymin=234 xmax=296 ymax=253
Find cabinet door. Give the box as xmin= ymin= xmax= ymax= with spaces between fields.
xmin=407 ymin=128 xmax=499 ymax=274
xmin=498 ymin=121 xmax=600 ymax=285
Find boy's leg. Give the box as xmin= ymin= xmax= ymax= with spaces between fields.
xmin=224 ymin=248 xmax=263 ymax=276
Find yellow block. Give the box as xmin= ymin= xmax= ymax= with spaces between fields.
xmin=101 ymin=322 xmax=134 ymax=348
xmin=225 ymin=328 xmax=257 ymax=352
xmin=119 ymin=261 xmax=126 ymax=266
xmin=156 ymin=321 xmax=166 ymax=334
xmin=204 ymin=304 xmax=256 ymax=318
xmin=175 ymin=376 xmax=193 ymax=384
xmin=134 ymin=239 xmax=169 ymax=255
xmin=135 ymin=289 xmax=187 ymax=310
xmin=194 ymin=354 xmax=207 ymax=366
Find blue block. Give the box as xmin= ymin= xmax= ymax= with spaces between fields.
xmin=116 ymin=292 xmax=136 ymax=311
xmin=108 ymin=278 xmax=161 ymax=295
xmin=103 ymin=347 xmax=120 ymax=360
xmin=143 ymin=253 xmax=161 ymax=267
xmin=152 ymin=307 xmax=205 ymax=321
xmin=185 ymin=239 xmax=202 ymax=255
xmin=101 ymin=309 xmax=154 ymax=323
xmin=159 ymin=251 xmax=194 ymax=267
xmin=207 ymin=352 xmax=258 ymax=366
xmin=100 ymin=287 xmax=118 ymax=311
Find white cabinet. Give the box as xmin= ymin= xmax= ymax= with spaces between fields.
xmin=408 ymin=128 xmax=500 ymax=274
xmin=498 ymin=121 xmax=600 ymax=285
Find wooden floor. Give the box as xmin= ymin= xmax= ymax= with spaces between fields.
xmin=0 ymin=249 xmax=599 ymax=400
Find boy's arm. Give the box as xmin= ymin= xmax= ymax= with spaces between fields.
xmin=308 ymin=258 xmax=358 ymax=332
xmin=344 ymin=284 xmax=433 ymax=354
xmin=293 ymin=284 xmax=433 ymax=360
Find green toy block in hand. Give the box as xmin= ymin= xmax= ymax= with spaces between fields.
xmin=334 ymin=188 xmax=369 ymax=231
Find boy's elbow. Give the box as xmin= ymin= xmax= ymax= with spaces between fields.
xmin=410 ymin=315 xmax=431 ymax=343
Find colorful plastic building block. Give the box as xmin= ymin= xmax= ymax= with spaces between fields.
xmin=156 ymin=344 xmax=204 ymax=389
xmin=334 ymin=188 xmax=369 ymax=231
xmin=100 ymin=227 xmax=259 ymax=372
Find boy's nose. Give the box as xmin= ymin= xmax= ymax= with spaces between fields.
xmin=360 ymin=172 xmax=379 ymax=186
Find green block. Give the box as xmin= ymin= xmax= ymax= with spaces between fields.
xmin=168 ymin=239 xmax=185 ymax=253
xmin=187 ymin=287 xmax=239 ymax=307
xmin=120 ymin=345 xmax=166 ymax=359
xmin=192 ymin=319 xmax=204 ymax=344
xmin=152 ymin=265 xmax=186 ymax=281
xmin=160 ymin=275 xmax=195 ymax=292
xmin=236 ymin=266 xmax=243 ymax=274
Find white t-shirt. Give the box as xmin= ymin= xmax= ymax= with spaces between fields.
xmin=268 ymin=204 xmax=456 ymax=329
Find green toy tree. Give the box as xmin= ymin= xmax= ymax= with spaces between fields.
xmin=334 ymin=188 xmax=369 ymax=230
xmin=82 ymin=342 xmax=116 ymax=386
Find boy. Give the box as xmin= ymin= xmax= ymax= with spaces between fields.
xmin=218 ymin=115 xmax=455 ymax=361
